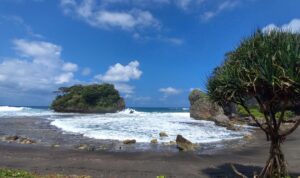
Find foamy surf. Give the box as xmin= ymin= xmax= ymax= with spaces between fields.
xmin=0 ymin=106 xmax=250 ymax=144
xmin=50 ymin=108 xmax=249 ymax=144
xmin=0 ymin=106 xmax=27 ymax=112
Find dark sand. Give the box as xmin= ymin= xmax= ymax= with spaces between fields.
xmin=0 ymin=117 xmax=299 ymax=178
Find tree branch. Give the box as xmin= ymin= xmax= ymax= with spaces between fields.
xmin=254 ymin=96 xmax=274 ymax=136
xmin=280 ymin=117 xmax=300 ymax=137
xmin=239 ymin=101 xmax=268 ymax=134
xmin=278 ymin=99 xmax=288 ymax=129
xmin=230 ymin=164 xmax=248 ymax=178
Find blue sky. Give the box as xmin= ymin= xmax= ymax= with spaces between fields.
xmin=0 ymin=0 xmax=299 ymax=107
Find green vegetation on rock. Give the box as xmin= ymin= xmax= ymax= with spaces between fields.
xmin=237 ymin=105 xmax=295 ymax=120
xmin=51 ymin=84 xmax=125 ymax=113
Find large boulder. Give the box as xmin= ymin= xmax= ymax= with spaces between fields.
xmin=176 ymin=135 xmax=195 ymax=151
xmin=189 ymin=89 xmax=222 ymax=120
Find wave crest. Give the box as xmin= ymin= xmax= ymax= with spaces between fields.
xmin=0 ymin=106 xmax=28 ymax=112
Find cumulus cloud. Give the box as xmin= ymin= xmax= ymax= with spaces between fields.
xmin=114 ymin=83 xmax=135 ymax=94
xmin=63 ymin=62 xmax=78 ymax=72
xmin=0 ymin=39 xmax=78 ymax=92
xmin=262 ymin=19 xmax=300 ymax=34
xmin=94 ymin=60 xmax=142 ymax=94
xmin=60 ymin=0 xmax=160 ymax=31
xmin=159 ymin=87 xmax=182 ymax=96
xmin=97 ymin=60 xmax=142 ymax=82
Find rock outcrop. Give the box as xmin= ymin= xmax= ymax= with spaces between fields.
xmin=189 ymin=89 xmax=222 ymax=120
xmin=51 ymin=84 xmax=125 ymax=113
xmin=189 ymin=89 xmax=245 ymax=130
xmin=176 ymin=135 xmax=195 ymax=151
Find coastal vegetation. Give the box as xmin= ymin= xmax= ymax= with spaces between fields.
xmin=51 ymin=84 xmax=125 ymax=113
xmin=207 ymin=30 xmax=300 ymax=178
xmin=0 ymin=168 xmax=90 ymax=178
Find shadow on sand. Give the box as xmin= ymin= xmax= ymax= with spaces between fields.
xmin=201 ymin=163 xmax=300 ymax=178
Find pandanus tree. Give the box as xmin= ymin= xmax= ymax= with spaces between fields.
xmin=207 ymin=30 xmax=300 ymax=178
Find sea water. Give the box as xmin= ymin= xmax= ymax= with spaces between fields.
xmin=0 ymin=106 xmax=249 ymax=144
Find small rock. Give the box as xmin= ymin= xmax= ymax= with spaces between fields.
xmin=19 ymin=137 xmax=35 ymax=144
xmin=159 ymin=132 xmax=168 ymax=137
xmin=129 ymin=110 xmax=134 ymax=114
xmin=176 ymin=135 xmax=195 ymax=151
xmin=150 ymin=139 xmax=158 ymax=144
xmin=123 ymin=139 xmax=136 ymax=144
xmin=243 ymin=134 xmax=253 ymax=141
xmin=5 ymin=135 xmax=19 ymax=141
xmin=51 ymin=144 xmax=60 ymax=148
xmin=169 ymin=141 xmax=176 ymax=145
xmin=88 ymin=146 xmax=96 ymax=151
xmin=77 ymin=144 xmax=88 ymax=150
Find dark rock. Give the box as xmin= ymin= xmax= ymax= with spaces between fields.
xmin=189 ymin=89 xmax=222 ymax=120
xmin=150 ymin=139 xmax=158 ymax=144
xmin=4 ymin=135 xmax=19 ymax=141
xmin=123 ymin=139 xmax=136 ymax=144
xmin=19 ymin=138 xmax=35 ymax=144
xmin=176 ymin=135 xmax=195 ymax=151
xmin=77 ymin=144 xmax=88 ymax=150
xmin=129 ymin=110 xmax=134 ymax=114
xmin=159 ymin=132 xmax=168 ymax=137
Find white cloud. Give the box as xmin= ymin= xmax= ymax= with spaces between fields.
xmin=114 ymin=83 xmax=135 ymax=94
xmin=60 ymin=0 xmax=160 ymax=31
xmin=63 ymin=62 xmax=78 ymax=72
xmin=262 ymin=19 xmax=300 ymax=34
xmin=189 ymin=87 xmax=201 ymax=92
xmin=159 ymin=87 xmax=181 ymax=96
xmin=94 ymin=60 xmax=142 ymax=94
xmin=97 ymin=60 xmax=142 ymax=82
xmin=55 ymin=72 xmax=74 ymax=84
xmin=201 ymin=0 xmax=239 ymax=21
xmin=0 ymin=39 xmax=78 ymax=92
xmin=82 ymin=67 xmax=91 ymax=76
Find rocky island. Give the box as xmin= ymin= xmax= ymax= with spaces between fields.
xmin=51 ymin=84 xmax=125 ymax=113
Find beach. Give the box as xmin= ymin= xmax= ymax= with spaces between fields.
xmin=0 ymin=115 xmax=299 ymax=178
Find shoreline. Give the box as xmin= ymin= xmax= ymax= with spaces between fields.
xmin=0 ymin=116 xmax=250 ymax=153
xmin=0 ymin=116 xmax=299 ymax=177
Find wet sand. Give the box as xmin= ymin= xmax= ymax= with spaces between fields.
xmin=0 ymin=117 xmax=299 ymax=178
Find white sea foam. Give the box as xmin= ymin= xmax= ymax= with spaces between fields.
xmin=0 ymin=106 xmax=250 ymax=143
xmin=50 ymin=108 xmax=249 ymax=143
xmin=0 ymin=106 xmax=57 ymax=117
xmin=0 ymin=106 xmax=27 ymax=111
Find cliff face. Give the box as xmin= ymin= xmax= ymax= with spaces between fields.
xmin=189 ymin=89 xmax=222 ymax=120
xmin=51 ymin=84 xmax=125 ymax=113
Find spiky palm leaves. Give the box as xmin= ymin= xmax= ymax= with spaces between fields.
xmin=207 ymin=30 xmax=300 ymax=178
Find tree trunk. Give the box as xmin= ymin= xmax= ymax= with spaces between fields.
xmin=260 ymin=137 xmax=288 ymax=178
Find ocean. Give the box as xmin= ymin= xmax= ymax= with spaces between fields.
xmin=0 ymin=106 xmax=249 ymax=144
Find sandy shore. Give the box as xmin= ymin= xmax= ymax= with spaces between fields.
xmin=0 ymin=117 xmax=299 ymax=178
